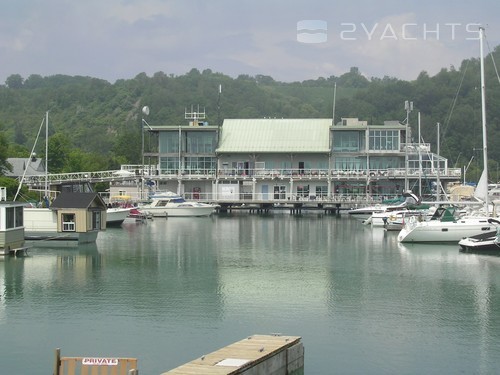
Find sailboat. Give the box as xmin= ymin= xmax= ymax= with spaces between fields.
xmin=398 ymin=27 xmax=497 ymax=244
xmin=17 ymin=112 xmax=107 ymax=246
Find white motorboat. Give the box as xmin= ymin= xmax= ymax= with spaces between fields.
xmin=359 ymin=191 xmax=424 ymax=225
xmin=369 ymin=207 xmax=433 ymax=227
xmin=348 ymin=192 xmax=417 ymax=220
xmin=458 ymin=218 xmax=500 ymax=253
xmin=397 ymin=206 xmax=495 ymax=243
xmin=139 ymin=191 xmax=217 ymax=217
xmin=347 ymin=204 xmax=389 ymax=221
xmin=106 ymin=206 xmax=131 ymax=226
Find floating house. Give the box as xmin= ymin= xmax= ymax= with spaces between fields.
xmin=24 ymin=192 xmax=107 ymax=247
xmin=0 ymin=187 xmax=26 ymax=255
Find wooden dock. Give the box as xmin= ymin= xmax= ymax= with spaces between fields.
xmin=161 ymin=334 xmax=304 ymax=374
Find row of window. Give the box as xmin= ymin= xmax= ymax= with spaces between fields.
xmin=159 ymin=130 xmax=403 ymax=154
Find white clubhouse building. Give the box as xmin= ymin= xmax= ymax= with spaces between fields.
xmin=111 ymin=115 xmax=460 ymax=203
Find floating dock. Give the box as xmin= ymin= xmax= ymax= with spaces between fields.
xmin=161 ymin=334 xmax=304 ymax=374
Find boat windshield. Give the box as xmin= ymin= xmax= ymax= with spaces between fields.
xmin=172 ymin=198 xmax=186 ymax=203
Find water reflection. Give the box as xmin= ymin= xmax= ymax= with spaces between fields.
xmin=1 ymin=215 xmax=500 ymax=374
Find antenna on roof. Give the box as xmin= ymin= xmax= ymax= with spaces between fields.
xmin=185 ymin=105 xmax=206 ymax=126
xmin=217 ymin=84 xmax=222 ymax=126
xmin=332 ymin=82 xmax=337 ymax=126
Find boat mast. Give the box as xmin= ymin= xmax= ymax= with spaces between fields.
xmin=45 ymin=111 xmax=49 ymax=199
xmin=479 ymin=27 xmax=489 ymax=212
xmin=436 ymin=122 xmax=440 ymax=201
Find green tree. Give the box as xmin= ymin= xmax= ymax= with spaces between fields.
xmin=5 ymin=74 xmax=24 ymax=89
xmin=0 ymin=132 xmax=12 ymax=175
xmin=46 ymin=133 xmax=71 ymax=173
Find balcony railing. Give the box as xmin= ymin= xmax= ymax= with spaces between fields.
xmin=119 ymin=166 xmax=462 ymax=180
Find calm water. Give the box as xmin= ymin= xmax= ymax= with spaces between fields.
xmin=1 ymin=212 xmax=500 ymax=374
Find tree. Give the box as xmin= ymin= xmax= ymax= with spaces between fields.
xmin=46 ymin=133 xmax=71 ymax=173
xmin=5 ymin=74 xmax=24 ymax=89
xmin=0 ymin=132 xmax=12 ymax=175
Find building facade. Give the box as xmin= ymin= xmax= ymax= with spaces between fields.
xmin=111 ymin=117 xmax=460 ymax=202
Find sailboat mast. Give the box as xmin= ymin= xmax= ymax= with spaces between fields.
xmin=45 ymin=111 xmax=49 ymax=199
xmin=479 ymin=27 xmax=489 ymax=211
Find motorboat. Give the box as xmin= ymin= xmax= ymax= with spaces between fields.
xmin=139 ymin=191 xmax=217 ymax=217
xmin=106 ymin=206 xmax=131 ymax=226
xmin=349 ymin=191 xmax=418 ymax=221
xmin=458 ymin=218 xmax=500 ymax=253
xmin=397 ymin=206 xmax=495 ymax=243
xmin=360 ymin=191 xmax=427 ymax=226
xmin=378 ymin=208 xmax=434 ymax=231
xmin=127 ymin=208 xmax=151 ymax=222
xmin=366 ymin=206 xmax=432 ymax=227
xmin=348 ymin=204 xmax=390 ymax=221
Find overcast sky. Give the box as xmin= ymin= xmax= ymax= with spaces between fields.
xmin=1 ymin=0 xmax=499 ymax=84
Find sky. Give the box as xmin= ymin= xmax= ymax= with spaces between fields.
xmin=1 ymin=0 xmax=499 ymax=84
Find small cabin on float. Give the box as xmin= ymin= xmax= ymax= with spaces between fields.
xmin=0 ymin=187 xmax=26 ymax=255
xmin=24 ymin=192 xmax=107 ymax=246
xmin=49 ymin=192 xmax=107 ymax=233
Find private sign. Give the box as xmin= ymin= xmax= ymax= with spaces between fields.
xmin=82 ymin=358 xmax=119 ymax=366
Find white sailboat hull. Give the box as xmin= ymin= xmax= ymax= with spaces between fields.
xmin=398 ymin=216 xmax=494 ymax=243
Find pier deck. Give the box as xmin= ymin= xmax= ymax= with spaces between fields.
xmin=161 ymin=334 xmax=303 ymax=374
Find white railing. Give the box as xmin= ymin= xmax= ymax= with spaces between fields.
xmin=22 ymin=166 xmax=462 ymax=187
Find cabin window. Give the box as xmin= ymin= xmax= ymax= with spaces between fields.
xmin=62 ymin=214 xmax=76 ymax=232
xmin=15 ymin=206 xmax=23 ymax=227
xmin=5 ymin=207 xmax=15 ymax=229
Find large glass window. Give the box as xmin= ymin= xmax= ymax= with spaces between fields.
xmin=186 ymin=132 xmax=217 ymax=154
xmin=333 ymin=131 xmax=365 ymax=152
xmin=369 ymin=156 xmax=402 ymax=170
xmin=185 ymin=157 xmax=216 ymax=173
xmin=159 ymin=157 xmax=180 ymax=174
xmin=334 ymin=157 xmax=366 ymax=170
xmin=159 ymin=132 xmax=180 ymax=153
xmin=369 ymin=130 xmax=399 ymax=151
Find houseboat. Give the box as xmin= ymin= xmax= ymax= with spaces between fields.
xmin=0 ymin=187 xmax=27 ymax=255
xmin=24 ymin=192 xmax=107 ymax=247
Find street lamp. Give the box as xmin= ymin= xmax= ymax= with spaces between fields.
xmin=141 ymin=106 xmax=150 ymax=200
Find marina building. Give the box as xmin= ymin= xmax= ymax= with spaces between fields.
xmin=111 ymin=113 xmax=461 ymax=204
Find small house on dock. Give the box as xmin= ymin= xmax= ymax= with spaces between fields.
xmin=0 ymin=187 xmax=26 ymax=255
xmin=24 ymin=192 xmax=107 ymax=246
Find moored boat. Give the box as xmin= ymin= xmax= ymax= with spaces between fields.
xmin=106 ymin=206 xmax=132 ymax=226
xmin=458 ymin=218 xmax=500 ymax=253
xmin=397 ymin=206 xmax=494 ymax=243
xmin=139 ymin=191 xmax=217 ymax=217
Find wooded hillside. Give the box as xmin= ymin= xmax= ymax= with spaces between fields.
xmin=1 ymin=46 xmax=499 ymax=183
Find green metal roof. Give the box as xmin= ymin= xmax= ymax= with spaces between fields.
xmin=217 ymin=119 xmax=332 ymax=153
